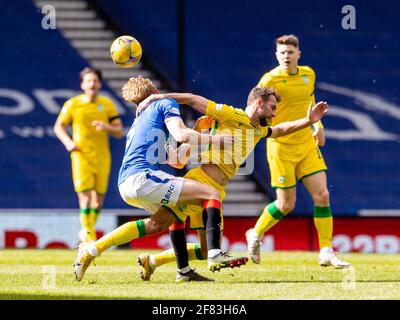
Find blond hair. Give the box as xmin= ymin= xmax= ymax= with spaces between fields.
xmin=121 ymin=76 xmax=157 ymax=104
xmin=275 ymin=34 xmax=299 ymax=48
xmin=247 ymin=86 xmax=280 ymax=105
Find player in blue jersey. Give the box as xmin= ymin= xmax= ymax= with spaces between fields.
xmin=73 ymin=76 xmax=248 ymax=282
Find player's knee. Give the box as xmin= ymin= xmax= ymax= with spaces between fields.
xmin=314 ymin=189 xmax=330 ymax=204
xmin=78 ymin=191 xmax=91 ymax=207
xmin=208 ymin=188 xmax=220 ymax=201
xmin=277 ymin=201 xmax=295 ymax=214
xmin=145 ymin=218 xmax=168 ymax=234
xmin=91 ymin=200 xmax=100 ymax=210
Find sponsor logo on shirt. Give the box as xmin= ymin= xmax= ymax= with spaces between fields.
xmin=161 ymin=184 xmax=176 ymax=204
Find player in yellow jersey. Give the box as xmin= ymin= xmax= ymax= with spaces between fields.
xmin=53 ymin=68 xmax=124 ymax=243
xmin=134 ymin=87 xmax=328 ymax=280
xmin=72 ymin=76 xmax=247 ymax=283
xmin=246 ymin=34 xmax=350 ymax=268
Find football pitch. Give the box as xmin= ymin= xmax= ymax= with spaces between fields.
xmin=0 ymin=249 xmax=399 ymax=300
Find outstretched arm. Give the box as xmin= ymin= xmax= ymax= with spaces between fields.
xmin=137 ymin=93 xmax=209 ymax=116
xmin=269 ymin=101 xmax=329 ymax=138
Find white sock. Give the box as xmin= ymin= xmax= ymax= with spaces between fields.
xmin=178 ymin=266 xmax=191 ymax=274
xmin=208 ymin=249 xmax=221 ymax=258
xmin=249 ymin=228 xmax=261 ymax=239
xmin=320 ymin=246 xmax=333 ymax=254
xmin=149 ymin=255 xmax=156 ymax=269
xmin=87 ymin=242 xmax=99 ymax=257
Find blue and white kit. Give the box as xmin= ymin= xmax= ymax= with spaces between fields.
xmin=118 ymin=98 xmax=185 ymax=213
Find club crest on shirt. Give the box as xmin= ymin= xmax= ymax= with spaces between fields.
xmin=97 ymin=104 xmax=104 ymax=112
xmin=301 ymin=75 xmax=309 ymax=84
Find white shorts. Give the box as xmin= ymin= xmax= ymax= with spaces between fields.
xmin=118 ymin=170 xmax=184 ymax=214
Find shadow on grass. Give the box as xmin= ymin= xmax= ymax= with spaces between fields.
xmin=0 ymin=293 xmax=157 ymax=300
xmin=240 ymin=279 xmax=400 ymax=284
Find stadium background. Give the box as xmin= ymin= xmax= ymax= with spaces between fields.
xmin=0 ymin=0 xmax=399 ymax=253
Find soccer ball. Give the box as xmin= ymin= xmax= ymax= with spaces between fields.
xmin=110 ymin=35 xmax=142 ymax=68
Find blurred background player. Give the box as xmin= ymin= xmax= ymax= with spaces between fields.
xmin=246 ymin=34 xmax=350 ymax=268
xmin=134 ymin=87 xmax=328 ymax=280
xmin=53 ymin=67 xmax=124 ymax=242
xmin=73 ymin=76 xmax=249 ymax=283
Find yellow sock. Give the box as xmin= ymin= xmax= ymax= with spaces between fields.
xmin=314 ymin=206 xmax=333 ymax=248
xmin=154 ymin=248 xmax=176 ymax=267
xmin=187 ymin=243 xmax=205 ymax=261
xmin=95 ymin=220 xmax=145 ymax=254
xmin=153 ymin=243 xmax=204 ymax=267
xmin=254 ymin=201 xmax=284 ymax=237
xmin=88 ymin=208 xmax=100 ymax=241
xmin=79 ymin=208 xmax=91 ymax=240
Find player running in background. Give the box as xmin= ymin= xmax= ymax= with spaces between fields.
xmin=53 ymin=67 xmax=124 ymax=243
xmin=134 ymin=86 xmax=328 ymax=280
xmin=246 ymin=34 xmax=350 ymax=268
xmin=73 ymin=76 xmax=247 ymax=283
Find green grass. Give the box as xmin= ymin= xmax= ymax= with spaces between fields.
xmin=0 ymin=249 xmax=399 ymax=300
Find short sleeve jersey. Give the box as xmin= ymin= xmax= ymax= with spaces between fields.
xmin=202 ymin=100 xmax=271 ymax=179
xmin=118 ymin=98 xmax=181 ymax=185
xmin=258 ymin=65 xmax=317 ymax=145
xmin=57 ymin=94 xmax=120 ymax=161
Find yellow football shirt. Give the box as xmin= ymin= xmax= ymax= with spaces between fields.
xmin=57 ymin=94 xmax=120 ymax=163
xmin=258 ymin=65 xmax=317 ymax=145
xmin=201 ymin=100 xmax=270 ymax=179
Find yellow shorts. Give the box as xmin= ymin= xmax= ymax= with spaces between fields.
xmin=267 ymin=138 xmax=327 ymax=188
xmin=71 ymin=152 xmax=111 ymax=194
xmin=170 ymin=167 xmax=226 ymax=230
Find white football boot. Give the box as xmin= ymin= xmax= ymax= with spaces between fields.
xmin=319 ymin=247 xmax=350 ymax=269
xmin=73 ymin=242 xmax=96 ymax=281
xmin=245 ymin=228 xmax=262 ymax=264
